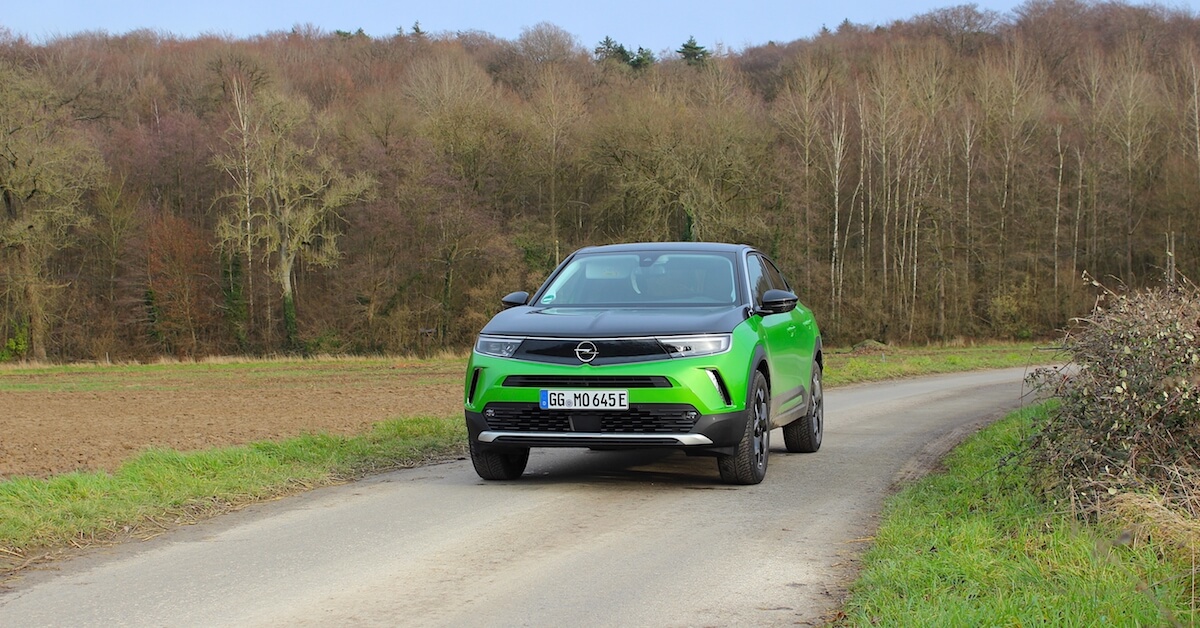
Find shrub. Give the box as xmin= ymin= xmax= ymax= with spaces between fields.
xmin=1 ymin=321 xmax=30 ymax=362
xmin=1032 ymin=280 xmax=1199 ymax=518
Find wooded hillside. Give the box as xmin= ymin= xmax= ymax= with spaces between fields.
xmin=1 ymin=0 xmax=1197 ymax=360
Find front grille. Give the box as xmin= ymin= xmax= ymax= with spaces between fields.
xmin=502 ymin=375 xmax=672 ymax=388
xmin=514 ymin=339 xmax=669 ymax=365
xmin=483 ymin=402 xmax=699 ymax=433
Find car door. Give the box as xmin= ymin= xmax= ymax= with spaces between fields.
xmin=761 ymin=255 xmax=817 ymax=414
xmin=746 ymin=253 xmax=808 ymax=421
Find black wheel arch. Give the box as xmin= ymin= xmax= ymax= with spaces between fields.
xmin=750 ymin=344 xmax=771 ymax=394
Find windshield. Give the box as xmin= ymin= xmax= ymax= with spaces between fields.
xmin=536 ymin=251 xmax=740 ymax=307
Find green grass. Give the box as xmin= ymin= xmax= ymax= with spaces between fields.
xmin=0 ymin=417 xmax=465 ymax=560
xmin=840 ymin=403 xmax=1198 ymax=626
xmin=825 ymin=343 xmax=1050 ymax=386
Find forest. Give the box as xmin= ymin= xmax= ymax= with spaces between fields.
xmin=1 ymin=0 xmax=1198 ymax=361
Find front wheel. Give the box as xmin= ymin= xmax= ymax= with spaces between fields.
xmin=783 ymin=362 xmax=823 ymax=453
xmin=469 ymin=439 xmax=529 ymax=480
xmin=718 ymin=371 xmax=770 ymax=485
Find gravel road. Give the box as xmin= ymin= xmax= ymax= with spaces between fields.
xmin=0 ymin=367 xmax=1033 ymax=627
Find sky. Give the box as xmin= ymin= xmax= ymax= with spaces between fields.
xmin=3 ymin=0 xmax=1199 ymax=55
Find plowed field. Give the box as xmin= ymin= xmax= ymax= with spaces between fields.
xmin=0 ymin=359 xmax=464 ymax=479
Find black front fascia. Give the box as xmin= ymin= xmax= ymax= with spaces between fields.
xmin=514 ymin=338 xmax=669 ymax=365
xmin=481 ymin=305 xmax=747 ymax=339
xmin=502 ymin=375 xmax=672 ymax=388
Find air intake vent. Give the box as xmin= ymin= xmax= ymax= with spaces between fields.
xmin=503 ymin=375 xmax=672 ymax=388
xmin=706 ymin=369 xmax=732 ymax=406
xmin=467 ymin=368 xmax=482 ymax=404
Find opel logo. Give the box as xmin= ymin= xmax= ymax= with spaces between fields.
xmin=574 ymin=341 xmax=599 ymax=363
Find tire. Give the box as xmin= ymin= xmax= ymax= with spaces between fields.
xmin=784 ymin=362 xmax=823 ymax=453
xmin=469 ymin=439 xmax=529 ymax=480
xmin=718 ymin=371 xmax=770 ymax=485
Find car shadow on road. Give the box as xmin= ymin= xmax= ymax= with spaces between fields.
xmin=510 ymin=448 xmax=770 ymax=489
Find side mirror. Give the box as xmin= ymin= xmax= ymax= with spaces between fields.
xmin=500 ymin=291 xmax=530 ymax=309
xmin=759 ymin=289 xmax=798 ymax=316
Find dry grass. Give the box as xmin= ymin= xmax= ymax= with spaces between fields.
xmin=0 ymin=350 xmax=472 ymax=371
xmin=1110 ymin=491 xmax=1200 ymax=615
xmin=155 ymin=351 xmax=470 ymax=365
xmin=1112 ymin=492 xmax=1200 ymax=559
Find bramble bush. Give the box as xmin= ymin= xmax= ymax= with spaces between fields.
xmin=1032 ymin=279 xmax=1199 ymax=519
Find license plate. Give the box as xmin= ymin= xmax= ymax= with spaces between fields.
xmin=539 ymin=390 xmax=629 ymax=410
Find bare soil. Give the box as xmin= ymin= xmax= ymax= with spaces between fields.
xmin=0 ymin=360 xmax=464 ymax=479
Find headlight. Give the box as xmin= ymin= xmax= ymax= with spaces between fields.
xmin=657 ymin=334 xmax=731 ymax=358
xmin=475 ymin=335 xmax=524 ymax=358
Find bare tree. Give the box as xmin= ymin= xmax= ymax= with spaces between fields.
xmin=1185 ymin=44 xmax=1200 ymax=195
xmin=1100 ymin=39 xmax=1163 ymax=280
xmin=773 ymin=52 xmax=830 ymax=289
xmin=214 ymin=75 xmax=262 ymax=343
xmin=518 ymin=22 xmax=584 ymax=66
xmin=0 ymin=62 xmax=104 ymax=360
xmin=973 ymin=41 xmax=1047 ymax=285
xmin=405 ymin=49 xmax=504 ymax=190
xmin=215 ymin=87 xmax=375 ymax=349
xmin=528 ymin=65 xmax=586 ymax=262
xmin=822 ymin=100 xmax=850 ymax=320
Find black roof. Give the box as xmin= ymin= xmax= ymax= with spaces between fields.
xmin=573 ymin=242 xmax=753 ymax=255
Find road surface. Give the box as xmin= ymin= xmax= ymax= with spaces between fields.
xmin=0 ymin=368 xmax=1034 ymax=626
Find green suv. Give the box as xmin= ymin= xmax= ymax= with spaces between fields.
xmin=464 ymin=242 xmax=823 ymax=485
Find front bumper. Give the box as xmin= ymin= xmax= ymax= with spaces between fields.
xmin=465 ymin=406 xmax=751 ymax=452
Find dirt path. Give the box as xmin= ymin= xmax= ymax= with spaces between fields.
xmin=0 ymin=361 xmax=463 ymax=478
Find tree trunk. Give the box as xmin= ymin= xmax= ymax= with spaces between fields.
xmin=1073 ymin=148 xmax=1083 ymax=281
xmin=1053 ymin=126 xmax=1064 ymax=305
xmin=25 ymin=289 xmax=48 ymax=362
xmin=278 ymin=250 xmax=297 ymax=351
xmin=19 ymin=247 xmax=49 ymax=362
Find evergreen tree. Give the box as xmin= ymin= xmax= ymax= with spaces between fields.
xmin=677 ymin=36 xmax=709 ymax=66
xmin=594 ymin=36 xmax=632 ymax=64
xmin=630 ymin=47 xmax=656 ymax=69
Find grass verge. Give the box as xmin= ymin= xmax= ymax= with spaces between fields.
xmin=825 ymin=342 xmax=1047 ymax=386
xmin=839 ymin=403 xmax=1198 ymax=626
xmin=0 ymin=417 xmax=465 ymax=571
xmin=0 ymin=354 xmax=465 ymax=393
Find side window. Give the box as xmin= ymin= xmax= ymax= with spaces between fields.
xmin=745 ymin=254 xmax=770 ymax=306
xmin=762 ymin=257 xmax=791 ymax=293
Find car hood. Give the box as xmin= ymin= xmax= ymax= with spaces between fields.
xmin=480 ymin=305 xmax=748 ymax=338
